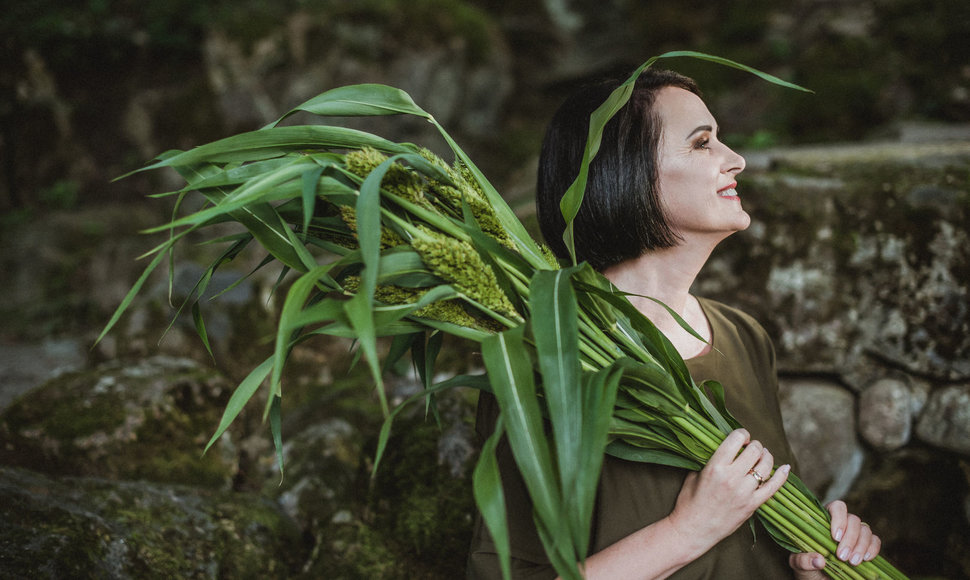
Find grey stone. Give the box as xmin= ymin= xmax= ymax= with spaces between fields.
xmin=779 ymin=378 xmax=864 ymax=502
xmin=916 ymin=384 xmax=970 ymax=455
xmin=858 ymin=378 xmax=913 ymax=451
xmin=0 ymin=339 xmax=86 ymax=413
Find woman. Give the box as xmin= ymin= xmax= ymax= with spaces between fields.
xmin=467 ymin=69 xmax=881 ymax=579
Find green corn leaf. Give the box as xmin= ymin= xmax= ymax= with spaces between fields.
xmin=169 ymin=163 xmax=310 ymax=273
xmin=95 ymin=238 xmax=174 ymax=345
xmin=203 ymin=355 xmax=274 ymax=454
xmin=269 ymin=394 xmax=284 ymax=481
xmin=472 ymin=414 xmax=512 ymax=580
xmin=383 ymin=332 xmax=420 ymax=376
xmin=481 ymin=325 xmax=574 ymax=575
xmin=345 ymin=154 xmax=426 ymax=418
xmin=150 ymin=160 xmax=320 ymax=233
xmin=653 ymin=50 xmax=813 ymax=93
xmin=529 ymin=268 xmax=584 ymax=542
xmin=344 ymin=292 xmax=386 ymax=416
xmin=371 ymin=370 xmax=485 ymax=476
xmin=273 ymin=263 xmax=341 ymax=390
xmin=274 ymin=83 xmax=433 ymax=125
xmin=129 ymin=126 xmax=413 ymax=176
xmin=572 ymin=362 xmax=623 ymax=556
xmin=420 ymin=331 xmax=444 ymax=416
xmin=605 ymin=440 xmax=704 ymax=470
xmin=168 ymin=157 xmax=296 ymax=192
xmin=190 ymin=301 xmax=214 ymax=361
xmin=694 ymin=380 xmax=742 ymax=432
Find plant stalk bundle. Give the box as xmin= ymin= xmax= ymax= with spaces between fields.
xmin=102 ymin=51 xmax=908 ymax=580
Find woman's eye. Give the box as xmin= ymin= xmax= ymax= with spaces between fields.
xmin=693 ymin=138 xmax=710 ymax=150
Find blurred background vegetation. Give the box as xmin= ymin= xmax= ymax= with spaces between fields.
xmin=2 ymin=0 xmax=968 ymax=218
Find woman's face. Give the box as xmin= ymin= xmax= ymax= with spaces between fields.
xmin=654 ymin=86 xmax=749 ymax=243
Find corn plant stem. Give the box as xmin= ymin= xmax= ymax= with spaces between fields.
xmin=578 ymin=323 xmax=625 ymax=367
xmin=759 ymin=500 xmax=828 ymax=555
xmin=767 ymin=494 xmax=837 ymax=555
xmin=493 ymin=260 xmax=622 ymax=370
xmin=575 ymin=308 xmax=621 ymax=356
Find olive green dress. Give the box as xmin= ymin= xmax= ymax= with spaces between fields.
xmin=467 ymin=298 xmax=798 ymax=579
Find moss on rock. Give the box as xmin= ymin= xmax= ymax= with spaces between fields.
xmin=0 ymin=356 xmax=241 ymax=489
xmin=0 ymin=466 xmax=305 ymax=579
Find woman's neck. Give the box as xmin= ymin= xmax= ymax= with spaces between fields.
xmin=601 ymin=240 xmax=716 ymax=358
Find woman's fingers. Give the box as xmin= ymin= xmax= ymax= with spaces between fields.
xmin=735 ymin=438 xmax=764 ymax=472
xmin=709 ymin=429 xmax=749 ymax=466
xmin=789 ymin=552 xmax=826 ymax=571
xmin=754 ymin=463 xmax=790 ymax=498
xmin=863 ymin=530 xmax=882 ymax=562
xmin=826 ymin=501 xmax=882 ymax=565
xmin=837 ymin=513 xmax=863 ymax=563
xmin=828 ymin=500 xmax=849 ymax=542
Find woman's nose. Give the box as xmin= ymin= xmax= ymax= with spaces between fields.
xmin=722 ymin=144 xmax=746 ymax=175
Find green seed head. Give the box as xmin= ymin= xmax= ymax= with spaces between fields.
xmin=412 ymin=226 xmax=519 ymax=319
xmin=339 ymin=205 xmax=405 ymax=249
xmin=345 ymin=147 xmax=427 ymax=205
xmin=341 ymin=275 xmax=497 ymax=331
xmin=417 ymin=154 xmax=516 ymax=251
xmin=539 ymin=243 xmax=561 ymax=269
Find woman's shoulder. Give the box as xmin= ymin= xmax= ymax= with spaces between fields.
xmin=695 ymin=296 xmax=773 ymax=350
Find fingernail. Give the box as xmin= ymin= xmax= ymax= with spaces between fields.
xmin=834 ymin=528 xmax=843 ymax=542
xmin=813 ymin=556 xmax=825 ymax=569
xmin=864 ymin=552 xmax=872 ymax=561
xmin=851 ymin=554 xmax=862 ymax=566
xmin=779 ymin=464 xmax=791 ymax=474
xmin=838 ymin=548 xmax=849 ymax=560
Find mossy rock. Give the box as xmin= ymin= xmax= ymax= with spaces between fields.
xmin=299 ymin=391 xmax=480 ymax=579
xmin=0 ymin=466 xmax=304 ymax=579
xmin=0 ymin=356 xmax=243 ymax=489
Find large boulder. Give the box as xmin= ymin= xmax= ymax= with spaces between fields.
xmin=0 ymin=356 xmax=243 ymax=489
xmin=0 ymin=466 xmax=304 ymax=579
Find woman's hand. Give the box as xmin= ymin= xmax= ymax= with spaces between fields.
xmin=667 ymin=428 xmax=790 ymax=555
xmin=789 ymin=500 xmax=882 ymax=579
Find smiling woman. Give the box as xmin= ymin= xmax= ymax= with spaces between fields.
xmin=468 ymin=68 xmax=885 ymax=579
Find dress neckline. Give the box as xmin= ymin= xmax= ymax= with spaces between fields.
xmin=683 ymin=296 xmax=715 ymax=362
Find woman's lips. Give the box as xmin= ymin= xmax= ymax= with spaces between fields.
xmin=718 ymin=182 xmax=739 ymax=198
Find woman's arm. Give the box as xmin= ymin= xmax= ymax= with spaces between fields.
xmin=556 ymin=429 xmax=791 ymax=580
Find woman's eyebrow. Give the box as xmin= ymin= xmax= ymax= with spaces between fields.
xmin=686 ymin=124 xmax=714 ymax=139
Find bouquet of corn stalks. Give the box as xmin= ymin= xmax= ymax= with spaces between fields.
xmin=101 ymin=51 xmax=908 ymax=580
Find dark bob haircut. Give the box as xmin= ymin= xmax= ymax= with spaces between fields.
xmin=536 ymin=68 xmax=701 ymax=271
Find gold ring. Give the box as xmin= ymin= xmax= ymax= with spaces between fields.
xmin=747 ymin=469 xmax=766 ymax=486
